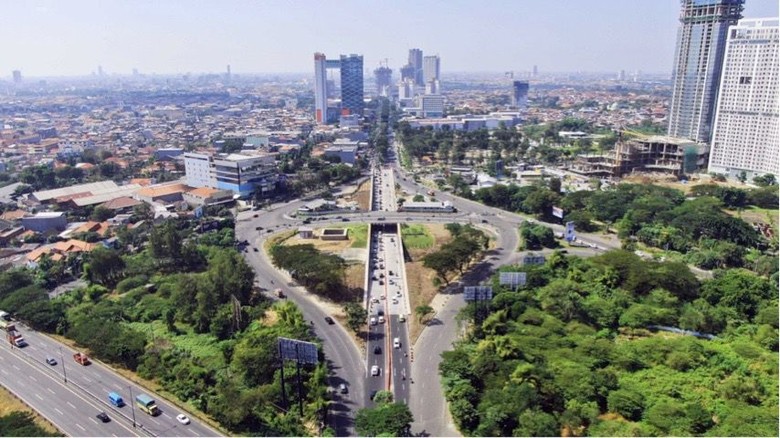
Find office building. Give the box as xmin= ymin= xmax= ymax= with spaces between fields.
xmin=425 ymin=79 xmax=440 ymax=95
xmin=532 ymin=65 xmax=538 ymax=77
xmin=409 ymin=48 xmax=424 ymax=86
xmin=420 ymin=95 xmax=445 ymax=118
xmin=423 ymin=55 xmax=440 ymax=84
xmin=709 ymin=18 xmax=779 ymax=179
xmin=374 ymin=65 xmax=393 ymax=97
xmin=340 ymin=54 xmax=364 ymax=117
xmin=668 ymin=0 xmax=744 ymax=143
xmin=12 ymin=70 xmax=21 ymax=84
xmin=400 ymin=64 xmax=415 ymax=82
xmin=185 ymin=152 xmax=277 ymax=198
xmin=314 ymin=53 xmax=328 ymax=123
xmin=512 ymin=81 xmax=529 ymax=109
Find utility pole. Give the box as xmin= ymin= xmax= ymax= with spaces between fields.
xmin=58 ymin=347 xmax=67 ymax=383
xmin=128 ymin=386 xmax=137 ymax=428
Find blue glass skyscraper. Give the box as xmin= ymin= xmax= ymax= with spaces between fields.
xmin=340 ymin=54 xmax=364 ymax=117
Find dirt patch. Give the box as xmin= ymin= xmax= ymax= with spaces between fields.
xmin=285 ymin=231 xmax=353 ymax=253
xmin=622 ymin=174 xmax=748 ymax=195
xmin=261 ymin=308 xmax=280 ymax=327
xmin=344 ymin=262 xmax=366 ymax=294
xmin=403 ymin=223 xmax=455 ymax=343
xmin=0 ymin=386 xmax=61 ymax=435
xmin=345 ymin=179 xmax=372 ymax=211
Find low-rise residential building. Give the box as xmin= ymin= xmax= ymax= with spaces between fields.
xmin=182 ymin=187 xmax=234 ymax=207
xmin=21 ymin=212 xmax=67 ymax=233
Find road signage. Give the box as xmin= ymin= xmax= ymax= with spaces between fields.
xmin=552 ymin=206 xmax=564 ymax=219
xmin=565 ymin=221 xmax=576 ymax=242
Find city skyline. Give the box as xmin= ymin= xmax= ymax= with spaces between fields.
xmin=2 ymin=0 xmax=777 ymax=78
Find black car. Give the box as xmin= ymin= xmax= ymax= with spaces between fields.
xmin=324 ymin=317 xmax=335 ymax=325
xmin=369 ymin=390 xmax=378 ymax=401
xmin=373 ymin=346 xmax=382 ymax=354
xmin=96 ymin=412 xmax=110 ymax=423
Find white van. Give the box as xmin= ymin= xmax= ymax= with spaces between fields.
xmin=393 ymin=337 xmax=401 ymax=349
xmin=370 ymin=317 xmax=377 ymax=326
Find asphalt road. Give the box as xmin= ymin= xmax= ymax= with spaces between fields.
xmin=0 ymin=342 xmax=139 ymax=437
xmin=2 ymin=326 xmax=220 ymax=437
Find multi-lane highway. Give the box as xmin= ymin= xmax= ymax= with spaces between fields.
xmin=1 ymin=325 xmax=220 ymax=437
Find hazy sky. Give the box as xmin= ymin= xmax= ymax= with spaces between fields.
xmin=2 ymin=0 xmax=777 ymax=77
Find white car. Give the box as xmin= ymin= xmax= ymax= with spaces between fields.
xmin=176 ymin=414 xmax=190 ymax=425
xmin=371 ymin=365 xmax=380 ymax=376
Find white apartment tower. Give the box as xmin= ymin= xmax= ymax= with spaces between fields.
xmin=423 ymin=55 xmax=440 ymax=84
xmin=709 ymin=18 xmax=779 ymax=180
xmin=314 ymin=53 xmax=328 ymax=124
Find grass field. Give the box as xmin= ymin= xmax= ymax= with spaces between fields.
xmin=347 ymin=223 xmax=369 ymax=248
xmin=126 ymin=321 xmax=225 ymax=369
xmin=400 ymin=223 xmax=435 ymax=249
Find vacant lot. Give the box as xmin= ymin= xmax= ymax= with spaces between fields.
xmin=282 ymin=223 xmax=369 ymax=252
xmin=401 ymin=223 xmax=454 ymax=343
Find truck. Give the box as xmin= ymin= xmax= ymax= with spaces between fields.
xmin=135 ymin=394 xmax=160 ymax=416
xmin=4 ymin=324 xmax=26 ymax=347
xmin=108 ymin=392 xmax=125 ymax=407
xmin=73 ymin=352 xmax=90 ymax=365
xmin=0 ymin=310 xmax=11 ymax=321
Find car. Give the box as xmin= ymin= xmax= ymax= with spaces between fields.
xmin=253 ymin=247 xmax=259 ymax=252
xmin=369 ymin=390 xmax=378 ymax=401
xmin=392 ymin=298 xmax=399 ymax=304
xmin=371 ymin=365 xmax=380 ymax=376
xmin=45 ymin=356 xmax=57 ymax=366
xmin=324 ymin=317 xmax=335 ymax=325
xmin=371 ymin=276 xmax=378 ymax=281
xmin=379 ymin=273 xmax=385 ymax=278
xmin=339 ymin=383 xmax=348 ymax=394
xmin=378 ymin=280 xmax=384 ymax=285
xmin=395 ymin=291 xmax=402 ymax=297
xmin=399 ymin=315 xmax=406 ymax=323
xmin=255 ymin=226 xmax=263 ymax=231
xmin=372 ymin=298 xmax=379 ymax=304
xmin=377 ymin=308 xmax=384 ymax=316
xmin=96 ymin=412 xmax=110 ymax=423
xmin=176 ymin=414 xmax=190 ymax=425
xmin=374 ymin=346 xmax=382 ymax=354
xmin=393 ymin=338 xmax=401 ymax=349
xmin=370 ymin=317 xmax=377 ymax=326
xmin=253 ymin=214 xmax=259 ymax=218
xmin=378 ymin=315 xmax=385 ymax=324
xmin=388 ymin=270 xmax=394 ymax=276
xmin=341 ymin=218 xmax=350 ymax=222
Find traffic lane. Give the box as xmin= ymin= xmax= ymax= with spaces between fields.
xmin=390 ymin=316 xmax=410 ymax=406
xmin=241 ymin=234 xmax=364 ymax=436
xmin=15 ymin=331 xmax=212 ymax=438
xmin=0 ymin=345 xmax=138 ymax=437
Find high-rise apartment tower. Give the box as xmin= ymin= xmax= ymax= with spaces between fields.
xmin=708 ymin=18 xmax=779 ymax=179
xmin=667 ymin=0 xmax=744 ymax=143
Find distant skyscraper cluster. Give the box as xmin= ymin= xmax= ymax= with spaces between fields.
xmin=708 ymin=18 xmax=779 ymax=179
xmin=313 ymin=52 xmax=364 ymax=124
xmin=667 ymin=0 xmax=744 ymax=144
xmin=667 ymin=0 xmax=778 ymax=179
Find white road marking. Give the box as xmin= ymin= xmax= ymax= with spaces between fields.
xmin=163 ymin=413 xmax=172 ymax=419
xmin=89 ymin=417 xmax=98 ymax=425
xmin=29 ymin=375 xmax=37 ymax=382
xmin=82 ymin=376 xmax=92 ymax=383
xmin=67 ymin=401 xmax=76 ymax=409
xmin=11 ymin=364 xmax=19 ymax=371
xmin=47 ymin=388 xmax=55 ymax=394
xmin=0 ymin=369 xmax=8 ymax=375
xmin=54 ymin=408 xmax=64 ymax=416
xmin=76 ymin=423 xmax=86 ymax=431
xmin=34 ymin=393 xmax=43 ymax=400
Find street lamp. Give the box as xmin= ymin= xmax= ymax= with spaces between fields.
xmin=128 ymin=386 xmax=137 ymax=428
xmin=58 ymin=347 xmax=67 ymax=383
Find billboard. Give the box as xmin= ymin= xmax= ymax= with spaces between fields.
xmin=463 ymin=286 xmax=493 ymax=301
xmin=552 ymin=206 xmax=564 ymax=219
xmin=565 ymin=221 xmax=576 ymax=242
xmin=278 ymin=338 xmax=319 ymax=365
xmin=499 ymin=272 xmax=527 ymax=289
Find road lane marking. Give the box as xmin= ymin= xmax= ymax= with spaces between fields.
xmin=89 ymin=417 xmax=98 ymax=425
xmin=11 ymin=364 xmax=19 ymax=371
xmin=34 ymin=393 xmax=43 ymax=400
xmin=29 ymin=375 xmax=37 ymax=382
xmin=54 ymin=408 xmax=64 ymax=416
xmin=83 ymin=376 xmax=92 ymax=382
xmin=163 ymin=413 xmax=172 ymax=419
xmin=76 ymin=423 xmax=86 ymax=431
xmin=0 ymin=369 xmax=7 ymax=375
xmin=47 ymin=387 xmax=55 ymax=394
xmin=67 ymin=401 xmax=76 ymax=409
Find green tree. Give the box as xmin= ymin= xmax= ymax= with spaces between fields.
xmin=415 ymin=305 xmax=434 ymax=323
xmin=355 ymin=402 xmax=413 ymax=437
xmin=607 ymin=389 xmax=645 ymax=421
xmin=344 ymin=302 xmax=367 ymax=333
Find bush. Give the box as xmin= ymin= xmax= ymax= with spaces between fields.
xmin=116 ymin=275 xmax=149 ymax=293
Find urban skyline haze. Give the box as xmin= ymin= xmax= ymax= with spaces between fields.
xmin=2 ymin=0 xmax=777 ymax=77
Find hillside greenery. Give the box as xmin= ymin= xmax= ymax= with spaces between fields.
xmin=441 ymin=250 xmax=778 ymax=437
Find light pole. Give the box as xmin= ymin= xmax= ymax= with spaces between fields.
xmin=128 ymin=385 xmax=137 ymax=428
xmin=58 ymin=347 xmax=67 ymax=383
